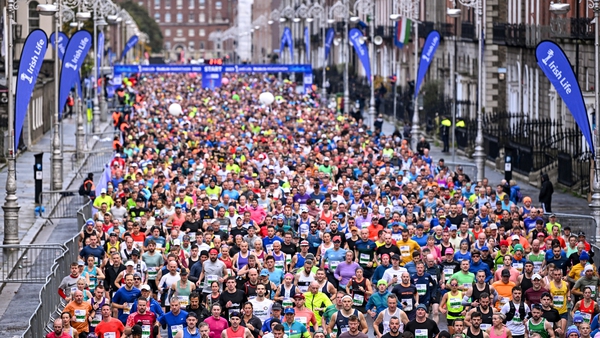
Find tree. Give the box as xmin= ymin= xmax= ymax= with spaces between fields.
xmin=119 ymin=1 xmax=163 ymax=53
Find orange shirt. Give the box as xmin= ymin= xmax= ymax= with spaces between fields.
xmin=492 ymin=280 xmax=516 ymax=310
xmin=368 ymin=224 xmax=384 ymax=241
xmin=94 ymin=318 xmax=125 ymax=338
xmin=63 ymin=301 xmax=94 ymax=333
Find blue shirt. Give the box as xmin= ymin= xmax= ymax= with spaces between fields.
xmin=261 ymin=268 xmax=284 ymax=287
xmin=112 ymin=286 xmax=142 ymax=324
xmin=263 ymin=236 xmax=284 ymax=251
xmin=261 ymin=316 xmax=284 ymax=334
xmin=323 ymin=248 xmax=347 ymax=268
xmin=159 ymin=310 xmax=189 ymax=338
xmin=411 ymin=235 xmax=428 ymax=247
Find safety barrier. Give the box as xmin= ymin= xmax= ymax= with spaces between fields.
xmin=84 ymin=130 xmax=120 ymax=150
xmin=39 ymin=190 xmax=89 ymax=220
xmin=0 ymin=243 xmax=67 ymax=284
xmin=76 ymin=149 xmax=114 ymax=177
xmin=552 ymin=213 xmax=598 ymax=244
xmin=21 ymin=202 xmax=90 ymax=338
xmin=444 ymin=161 xmax=478 ymax=183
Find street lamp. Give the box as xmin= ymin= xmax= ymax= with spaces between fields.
xmin=329 ymin=0 xmax=350 ymax=113
xmin=308 ymin=1 xmax=327 ymax=104
xmin=447 ymin=3 xmax=461 ymax=163
xmin=352 ymin=0 xmax=377 ymax=129
xmin=391 ymin=0 xmax=419 ymax=145
xmin=552 ymin=0 xmax=600 ymax=248
xmin=74 ymin=10 xmax=91 ymax=160
xmin=38 ymin=3 xmax=62 ymax=191
xmin=455 ymin=0 xmax=486 ymax=182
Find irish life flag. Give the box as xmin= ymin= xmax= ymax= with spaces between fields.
xmin=394 ymin=17 xmax=412 ymax=49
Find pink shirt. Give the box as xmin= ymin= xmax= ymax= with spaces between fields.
xmin=205 ymin=316 xmax=229 ymax=338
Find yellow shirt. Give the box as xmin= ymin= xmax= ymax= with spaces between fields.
xmin=396 ymin=239 xmax=421 ymax=266
xmin=549 ymin=280 xmax=569 ymax=314
xmin=569 ymin=263 xmax=597 ymax=280
xmin=93 ymin=195 xmax=114 ymax=209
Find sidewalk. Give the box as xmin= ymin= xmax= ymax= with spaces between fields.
xmin=0 ymin=117 xmax=110 ymax=246
xmin=381 ymin=119 xmax=590 ymax=214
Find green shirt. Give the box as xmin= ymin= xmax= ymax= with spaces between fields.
xmin=450 ymin=271 xmax=475 ymax=290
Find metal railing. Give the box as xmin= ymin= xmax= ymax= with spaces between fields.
xmin=39 ymin=190 xmax=89 ymax=220
xmin=84 ymin=130 xmax=120 ymax=149
xmin=21 ymin=201 xmax=91 ymax=338
xmin=552 ymin=213 xmax=598 ymax=245
xmin=73 ymin=149 xmax=114 ymax=178
xmin=0 ymin=244 xmax=68 ymax=284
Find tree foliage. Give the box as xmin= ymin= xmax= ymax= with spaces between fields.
xmin=119 ymin=1 xmax=164 ymax=53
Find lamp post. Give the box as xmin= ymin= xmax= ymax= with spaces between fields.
xmin=38 ymin=2 xmax=63 ymax=190
xmin=448 ymin=4 xmax=461 ymax=163
xmin=328 ymin=0 xmax=350 ymax=112
xmin=551 ymin=0 xmax=600 ymax=244
xmin=391 ymin=0 xmax=419 ymax=146
xmin=351 ymin=0 xmax=377 ymax=129
xmin=308 ymin=2 xmax=327 ymax=103
xmin=455 ymin=0 xmax=485 ymax=182
xmin=74 ymin=10 xmax=91 ymax=159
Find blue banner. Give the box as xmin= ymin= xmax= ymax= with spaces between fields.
xmin=415 ymin=30 xmax=441 ymax=99
xmin=324 ymin=28 xmax=335 ymax=60
xmin=50 ymin=31 xmax=82 ymax=98
xmin=59 ymin=30 xmax=92 ymax=119
xmin=107 ymin=47 xmax=115 ymax=66
xmin=97 ymin=31 xmax=104 ymax=78
xmin=304 ymin=26 xmax=310 ymax=63
xmin=49 ymin=31 xmax=67 ymax=59
xmin=120 ymin=35 xmax=138 ymax=61
xmin=349 ymin=28 xmax=371 ymax=85
xmin=536 ymin=40 xmax=594 ymax=154
xmin=280 ymin=27 xmax=294 ymax=63
xmin=113 ymin=64 xmax=313 ymax=74
xmin=14 ymin=29 xmax=48 ymax=150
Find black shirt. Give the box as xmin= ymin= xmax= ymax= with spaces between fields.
xmin=405 ymin=319 xmax=440 ymax=338
xmin=219 ymin=289 xmax=247 ymax=319
xmin=542 ymin=307 xmax=561 ymax=324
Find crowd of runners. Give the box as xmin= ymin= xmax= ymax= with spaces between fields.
xmin=48 ymin=73 xmax=599 ymax=338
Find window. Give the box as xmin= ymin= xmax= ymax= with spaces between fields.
xmin=189 ymin=41 xmax=195 ymax=50
xmin=28 ymin=2 xmax=40 ymax=31
xmin=215 ymin=1 xmax=221 ymax=9
xmin=154 ymin=13 xmax=160 ymax=22
xmin=199 ymin=29 xmax=205 ymax=36
xmin=176 ymin=13 xmax=183 ymax=22
xmin=216 ymin=43 xmax=221 ymax=49
xmin=176 ymin=0 xmax=182 ymax=9
xmin=189 ymin=29 xmax=195 ymax=37
xmin=165 ymin=29 xmax=171 ymax=36
xmin=154 ymin=0 xmax=160 ymax=8
xmin=200 ymin=42 xmax=205 ymax=49
xmin=177 ymin=29 xmax=183 ymax=37
xmin=189 ymin=0 xmax=194 ymax=9
xmin=165 ymin=13 xmax=171 ymax=22
xmin=165 ymin=0 xmax=171 ymax=8
xmin=199 ymin=13 xmax=205 ymax=22
xmin=189 ymin=13 xmax=194 ymax=22
xmin=165 ymin=42 xmax=171 ymax=50
xmin=198 ymin=0 xmax=205 ymax=7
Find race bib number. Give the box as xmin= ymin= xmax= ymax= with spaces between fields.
xmin=178 ymin=295 xmax=189 ymax=307
xmin=70 ymin=286 xmax=78 ymax=295
xmin=443 ymin=268 xmax=454 ymax=278
xmin=266 ymin=244 xmax=274 ymax=252
xmin=513 ymin=262 xmax=523 ymax=272
xmin=553 ymin=295 xmax=564 ymax=307
xmin=74 ymin=309 xmax=86 ymax=323
xmin=415 ymin=329 xmax=428 ymax=338
xmin=533 ymin=261 xmax=543 ymax=274
xmin=142 ymin=324 xmax=151 ymax=338
xmin=123 ymin=302 xmax=133 ymax=315
xmin=282 ymin=299 xmax=294 ymax=308
xmin=286 ymin=254 xmax=292 ymax=265
xmin=104 ymin=333 xmax=116 ymax=338
xmin=171 ymin=324 xmax=184 ymax=337
xmin=297 ymin=316 xmax=308 ymax=325
xmin=402 ymin=298 xmax=413 ymax=311
xmin=480 ymin=324 xmax=491 ymax=331
xmin=400 ymin=246 xmax=410 ymax=257
xmin=148 ymin=267 xmax=158 ymax=279
xmin=353 ymin=294 xmax=364 ymax=306
xmin=207 ymin=275 xmax=218 ymax=284
xmin=275 ymin=260 xmax=285 ymax=270
xmin=91 ymin=312 xmax=102 ymax=327
xmin=330 ymin=261 xmax=340 ymax=272
xmin=582 ymin=312 xmax=592 ymax=323
xmin=589 ymin=285 xmax=597 ymax=298
xmin=416 ymin=284 xmax=427 ymax=296
xmin=359 ymin=253 xmax=370 ymax=265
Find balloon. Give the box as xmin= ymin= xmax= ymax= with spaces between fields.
xmin=259 ymin=92 xmax=275 ymax=106
xmin=169 ymin=103 xmax=183 ymax=116
xmin=222 ymin=78 xmax=230 ymax=85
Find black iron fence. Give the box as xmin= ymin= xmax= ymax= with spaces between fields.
xmin=458 ymin=112 xmax=591 ymax=191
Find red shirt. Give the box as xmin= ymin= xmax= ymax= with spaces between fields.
xmin=46 ymin=333 xmax=72 ymax=338
xmin=126 ymin=312 xmax=157 ymax=338
xmin=95 ymin=317 xmax=125 ymax=338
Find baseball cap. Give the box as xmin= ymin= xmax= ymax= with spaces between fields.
xmin=230 ymin=311 xmax=241 ymax=319
xmin=449 ymin=225 xmax=458 ymax=231
xmin=125 ymin=261 xmax=135 ymax=267
xmin=532 ymin=273 xmax=542 ymax=280
xmin=333 ymin=236 xmax=341 ymax=243
xmin=131 ymin=249 xmax=140 ymax=256
xmin=584 ymin=264 xmax=595 ymax=273
xmin=86 ymin=219 xmax=95 ymax=226
xmin=511 ymin=235 xmax=520 ymax=241
xmin=173 ymin=239 xmax=181 ymax=246
xmin=284 ymin=308 xmax=295 ymax=314
xmin=391 ymin=254 xmax=401 ymax=261
xmin=77 ymin=260 xmax=85 ymax=266
xmin=293 ymin=293 xmax=305 ymax=300
xmin=260 ymin=269 xmax=269 ymax=277
xmin=489 ymin=224 xmax=498 ymax=230
xmin=175 ymin=203 xmax=182 ymax=208
xmin=300 ymin=240 xmax=309 ymax=246
xmin=101 ymin=188 xmax=107 ymax=194
xmin=445 ymin=248 xmax=454 ymax=255
xmin=501 ymin=269 xmax=511 ymax=277
xmin=272 ymin=303 xmax=283 ymax=311
xmin=179 ymin=268 xmax=189 ymax=276
xmin=480 ymin=246 xmax=489 ymax=252
xmin=141 ymin=284 xmax=151 ymax=291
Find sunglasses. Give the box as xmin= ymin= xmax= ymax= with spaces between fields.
xmin=450 ymin=283 xmax=458 ymax=287
xmin=134 ymin=277 xmax=141 ymax=280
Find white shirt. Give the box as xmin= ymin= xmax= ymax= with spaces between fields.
xmin=249 ymin=297 xmax=273 ymax=323
xmin=501 ymin=301 xmax=530 ymax=335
